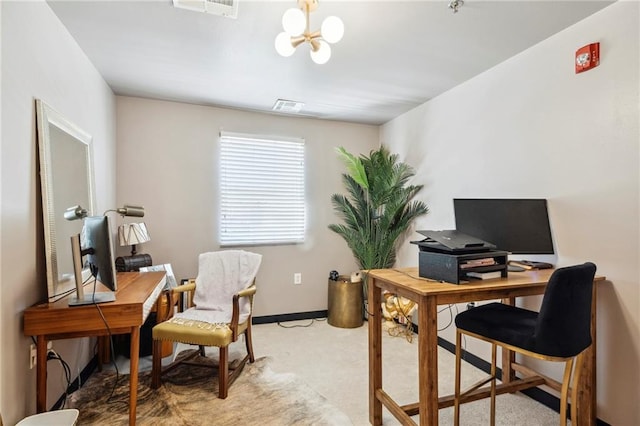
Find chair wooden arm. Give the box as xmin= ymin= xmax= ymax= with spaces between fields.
xmin=157 ymin=291 xmax=173 ymax=322
xmin=172 ymin=281 xmax=196 ymax=294
xmin=157 ymin=280 xmax=197 ymax=321
xmin=172 ymin=279 xmax=196 ymax=312
xmin=230 ymin=283 xmax=256 ymax=340
xmin=236 ymin=285 xmax=257 ymax=299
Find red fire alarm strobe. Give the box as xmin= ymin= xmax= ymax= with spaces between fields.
xmin=575 ymin=42 xmax=600 ymax=73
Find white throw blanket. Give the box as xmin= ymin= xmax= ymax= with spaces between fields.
xmin=174 ymin=250 xmax=262 ymax=325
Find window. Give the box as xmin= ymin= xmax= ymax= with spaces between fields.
xmin=219 ymin=131 xmax=305 ymax=246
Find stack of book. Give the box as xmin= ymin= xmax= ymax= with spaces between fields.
xmin=465 ymin=270 xmax=502 ymax=280
xmin=459 ymin=258 xmax=496 ymax=269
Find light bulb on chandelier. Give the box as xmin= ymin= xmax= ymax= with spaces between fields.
xmin=275 ymin=32 xmax=296 ymax=57
xmin=282 ymin=8 xmax=305 ymax=36
xmin=320 ymin=16 xmax=344 ymax=44
xmin=310 ymin=40 xmax=331 ymax=64
xmin=274 ymin=0 xmax=344 ymax=64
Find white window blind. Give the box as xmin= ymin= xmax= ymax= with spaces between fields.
xmin=219 ymin=131 xmax=305 ymax=246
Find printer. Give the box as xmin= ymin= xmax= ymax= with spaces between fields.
xmin=411 ymin=230 xmax=507 ymax=284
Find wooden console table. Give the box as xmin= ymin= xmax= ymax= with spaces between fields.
xmin=367 ymin=268 xmax=604 ymax=425
xmin=23 ymin=271 xmax=166 ymax=426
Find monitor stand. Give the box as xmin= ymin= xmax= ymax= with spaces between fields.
xmin=69 ymin=233 xmax=116 ymax=307
xmin=68 ymin=292 xmax=116 ymax=306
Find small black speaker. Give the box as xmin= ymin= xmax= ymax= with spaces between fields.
xmin=115 ymin=254 xmax=153 ymax=272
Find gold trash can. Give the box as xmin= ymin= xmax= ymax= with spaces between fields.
xmin=328 ymin=275 xmax=363 ymax=328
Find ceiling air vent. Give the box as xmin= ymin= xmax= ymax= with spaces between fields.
xmin=172 ymin=0 xmax=239 ymax=19
xmin=272 ymin=99 xmax=305 ymax=114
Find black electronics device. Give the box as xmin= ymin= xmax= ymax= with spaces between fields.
xmin=115 ymin=254 xmax=153 ymax=272
xmin=417 ymin=249 xmax=509 ymax=284
xmin=454 ymin=198 xmax=554 ymax=255
xmin=412 ymin=230 xmax=506 ymax=283
xmin=411 ymin=230 xmax=496 ymax=254
xmin=69 ymin=216 xmax=118 ymax=306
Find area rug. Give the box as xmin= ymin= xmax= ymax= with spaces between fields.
xmin=68 ymin=350 xmax=353 ymax=425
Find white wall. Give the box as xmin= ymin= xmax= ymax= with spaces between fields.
xmin=0 ymin=1 xmax=115 ymax=423
xmin=116 ymin=96 xmax=377 ymax=317
xmin=381 ymin=2 xmax=639 ymax=424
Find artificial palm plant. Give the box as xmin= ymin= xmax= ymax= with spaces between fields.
xmin=329 ymin=145 xmax=428 ymax=271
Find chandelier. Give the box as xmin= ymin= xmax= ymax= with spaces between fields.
xmin=274 ymin=0 xmax=344 ymax=65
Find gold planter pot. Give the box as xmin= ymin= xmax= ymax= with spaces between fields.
xmin=327 ymin=275 xmax=363 ymax=328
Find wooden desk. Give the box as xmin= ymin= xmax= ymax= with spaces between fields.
xmin=367 ymin=268 xmax=604 ymax=426
xmin=24 ymin=271 xmax=166 ymax=426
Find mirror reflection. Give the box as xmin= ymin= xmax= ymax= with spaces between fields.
xmin=36 ymin=99 xmax=95 ymax=301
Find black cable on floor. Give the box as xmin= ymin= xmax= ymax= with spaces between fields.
xmin=47 ymin=351 xmax=72 ymax=408
xmin=89 ymin=280 xmax=123 ymax=405
xmin=277 ymin=318 xmax=326 ymax=328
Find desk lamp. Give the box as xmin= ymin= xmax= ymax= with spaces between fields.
xmin=116 ymin=222 xmax=153 ymax=271
xmin=118 ymin=222 xmax=150 ymax=256
xmin=63 ymin=204 xmax=146 ymax=305
xmin=65 ymin=204 xmax=153 ymax=272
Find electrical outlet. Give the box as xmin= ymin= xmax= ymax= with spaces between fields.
xmin=46 ymin=342 xmax=55 ymax=359
xmin=294 ymin=273 xmax=302 ymax=285
xmin=29 ymin=344 xmax=37 ymax=369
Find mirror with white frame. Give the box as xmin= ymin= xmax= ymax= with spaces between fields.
xmin=36 ymin=99 xmax=96 ymax=302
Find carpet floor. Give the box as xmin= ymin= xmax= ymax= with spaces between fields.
xmin=69 ymin=349 xmax=351 ymax=425
xmin=252 ymin=320 xmax=566 ymax=425
xmin=78 ymin=319 xmax=566 ymax=425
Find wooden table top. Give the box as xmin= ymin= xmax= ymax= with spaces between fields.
xmin=24 ymin=271 xmax=166 ymax=337
xmin=367 ymin=267 xmax=605 ymax=304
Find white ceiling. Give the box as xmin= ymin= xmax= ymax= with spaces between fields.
xmin=47 ymin=0 xmax=614 ymax=125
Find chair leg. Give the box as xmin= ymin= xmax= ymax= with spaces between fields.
xmin=560 ymin=357 xmax=574 ymax=426
xmin=454 ymin=330 xmax=463 ymax=426
xmin=490 ymin=343 xmax=497 ymax=426
xmin=245 ymin=323 xmax=255 ymax=363
xmin=218 ymin=345 xmax=229 ymax=399
xmin=151 ymin=338 xmax=162 ymax=389
xmin=571 ymin=352 xmax=585 ymax=425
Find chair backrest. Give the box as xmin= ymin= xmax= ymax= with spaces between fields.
xmin=193 ymin=250 xmax=262 ymax=314
xmin=534 ymin=262 xmax=597 ymax=357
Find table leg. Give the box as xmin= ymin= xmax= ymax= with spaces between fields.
xmin=418 ymin=296 xmax=438 ymax=425
xmin=36 ymin=335 xmax=48 ymax=412
xmin=368 ymin=275 xmax=383 ymax=426
xmin=500 ymin=298 xmax=516 ymax=385
xmin=575 ymin=283 xmax=597 ymax=425
xmin=129 ymin=326 xmax=140 ymax=426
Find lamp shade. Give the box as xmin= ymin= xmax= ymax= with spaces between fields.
xmin=118 ymin=223 xmax=151 ymax=247
xmin=321 ymin=16 xmax=344 ymax=44
xmin=64 ymin=205 xmax=88 ymax=221
xmin=282 ymin=7 xmax=305 ymax=36
xmin=275 ymin=32 xmax=296 ymax=57
xmin=310 ymin=40 xmax=331 ymax=64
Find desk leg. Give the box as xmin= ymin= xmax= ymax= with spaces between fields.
xmin=95 ymin=336 xmax=111 ymax=370
xmin=418 ymin=296 xmax=438 ymax=425
xmin=36 ymin=335 xmax=48 ymax=412
xmin=500 ymin=297 xmax=516 ymax=385
xmin=575 ymin=283 xmax=597 ymax=426
xmin=368 ymin=276 xmax=383 ymax=426
xmin=129 ymin=326 xmax=140 ymax=426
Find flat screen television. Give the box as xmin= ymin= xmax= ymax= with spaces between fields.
xmin=453 ymin=198 xmax=554 ymax=255
xmin=69 ymin=215 xmax=117 ymax=306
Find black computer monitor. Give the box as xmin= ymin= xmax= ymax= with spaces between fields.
xmin=453 ymin=198 xmax=554 ymax=255
xmin=69 ymin=215 xmax=117 ymax=306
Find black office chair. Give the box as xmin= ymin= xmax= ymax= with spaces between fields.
xmin=453 ymin=262 xmax=597 ymax=426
